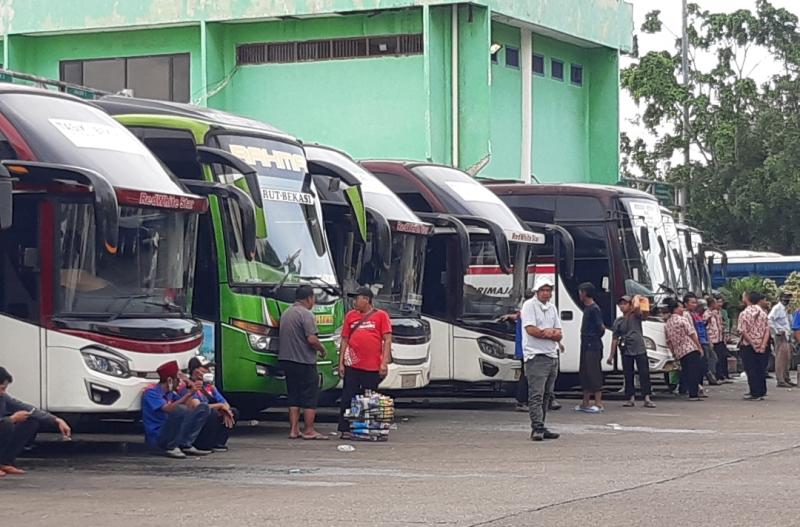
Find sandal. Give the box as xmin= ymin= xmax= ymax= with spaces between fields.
xmin=340 ymin=432 xmax=355 ymax=440
xmin=644 ymin=400 xmax=656 ymax=408
xmin=302 ymin=433 xmax=329 ymax=441
xmin=622 ymin=400 xmax=635 ymax=407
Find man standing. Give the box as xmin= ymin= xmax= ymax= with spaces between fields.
xmin=704 ymin=296 xmax=731 ymax=382
xmin=610 ymin=295 xmax=656 ymax=408
xmin=338 ymin=286 xmax=392 ymax=439
xmin=185 ymin=356 xmax=239 ymax=451
xmin=521 ymin=276 xmax=562 ymax=441
xmin=739 ymin=292 xmax=772 ymax=401
xmin=577 ymin=282 xmax=605 ymax=413
xmin=0 ymin=367 xmax=71 ymax=476
xmin=685 ymin=294 xmax=718 ymax=386
xmin=279 ymin=285 xmax=328 ymax=440
xmin=141 ymin=361 xmax=211 ymax=458
xmin=768 ymin=292 xmax=795 ymax=388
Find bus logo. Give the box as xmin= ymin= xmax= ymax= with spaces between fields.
xmin=228 ymin=144 xmax=307 ymax=173
xmin=315 ymin=314 xmax=334 ymax=326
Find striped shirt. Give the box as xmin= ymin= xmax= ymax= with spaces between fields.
xmin=665 ymin=313 xmax=699 ymax=360
xmin=738 ymin=305 xmax=770 ymax=353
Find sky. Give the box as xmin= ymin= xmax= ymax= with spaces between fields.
xmin=621 ymin=0 xmax=800 ymax=149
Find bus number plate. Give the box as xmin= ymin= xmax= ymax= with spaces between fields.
xmin=401 ymin=375 xmax=416 ymax=389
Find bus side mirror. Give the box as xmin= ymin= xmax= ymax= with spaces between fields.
xmin=3 ymin=161 xmax=119 ymax=253
xmin=640 ymin=226 xmax=651 ymax=252
xmin=0 ymin=178 xmax=12 ymax=230
xmin=367 ymin=207 xmax=392 ymax=271
xmin=683 ymin=230 xmax=692 ymax=252
xmin=197 ymin=146 xmax=263 ymax=209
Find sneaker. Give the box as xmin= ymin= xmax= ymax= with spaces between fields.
xmin=542 ymin=428 xmax=560 ymax=440
xmin=531 ymin=429 xmax=545 ymax=441
xmin=181 ymin=446 xmax=212 ymax=456
xmin=776 ymin=382 xmax=792 ymax=388
xmin=165 ymin=447 xmax=187 ymax=459
xmin=212 ymin=445 xmax=229 ymax=452
xmin=549 ymin=399 xmax=562 ymax=411
xmin=688 ymin=397 xmax=701 ymax=401
xmin=515 ymin=403 xmax=529 ymax=412
xmin=743 ymin=395 xmax=765 ymax=401
xmin=574 ymin=405 xmax=601 ymax=414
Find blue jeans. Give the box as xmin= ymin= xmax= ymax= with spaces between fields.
xmin=157 ymin=404 xmax=210 ymax=450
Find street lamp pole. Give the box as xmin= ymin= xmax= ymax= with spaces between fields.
xmin=679 ymin=0 xmax=689 ymax=223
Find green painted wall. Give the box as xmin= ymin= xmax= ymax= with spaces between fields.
xmin=483 ymin=21 xmax=520 ymax=180
xmin=531 ymin=34 xmax=590 ymax=184
xmin=2 ymin=1 xmax=634 ymax=52
xmin=209 ymin=11 xmax=428 ymax=160
xmin=456 ymin=4 xmax=491 ymax=172
xmin=587 ymin=47 xmax=620 ymax=184
xmin=426 ymin=5 xmax=453 ymax=165
xmin=5 ymin=26 xmax=202 ymax=98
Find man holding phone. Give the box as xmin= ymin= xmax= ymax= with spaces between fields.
xmin=0 ymin=366 xmax=72 ymax=476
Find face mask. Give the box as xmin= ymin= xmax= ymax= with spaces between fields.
xmin=202 ymin=372 xmax=214 ymax=385
xmin=167 ymin=378 xmax=175 ymax=392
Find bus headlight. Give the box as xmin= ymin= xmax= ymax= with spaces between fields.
xmin=81 ymin=348 xmax=131 ymax=378
xmin=644 ymin=337 xmax=657 ymax=351
xmin=332 ymin=326 xmax=342 ymax=348
xmin=248 ymin=333 xmax=270 ymax=351
xmin=478 ymin=336 xmax=508 ymax=359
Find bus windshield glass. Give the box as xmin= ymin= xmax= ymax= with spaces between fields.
xmin=621 ymin=198 xmax=673 ymax=297
xmin=214 ymin=134 xmax=338 ymax=288
xmin=463 ymin=236 xmax=527 ymax=319
xmin=57 ymin=204 xmax=198 ymax=317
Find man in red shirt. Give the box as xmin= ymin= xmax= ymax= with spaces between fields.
xmin=337 ymin=286 xmax=392 ymax=439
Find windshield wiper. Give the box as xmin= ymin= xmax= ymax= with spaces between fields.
xmin=270 ymin=249 xmax=303 ymax=294
xmin=298 ymin=275 xmax=341 ymax=296
xmin=143 ymin=300 xmax=187 ymax=316
xmin=108 ymin=294 xmax=150 ymax=321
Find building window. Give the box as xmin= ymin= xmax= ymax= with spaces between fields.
xmin=60 ymin=53 xmax=190 ymax=102
xmin=551 ymin=58 xmax=564 ymax=81
xmin=505 ymin=46 xmax=520 ymax=69
xmin=571 ymin=64 xmax=583 ymax=86
xmin=491 ymin=50 xmax=499 ymax=64
xmin=532 ymin=54 xmax=545 ymax=76
xmin=236 ymin=34 xmax=423 ymax=65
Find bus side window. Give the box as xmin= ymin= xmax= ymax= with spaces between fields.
xmin=0 ymin=196 xmax=41 ymax=322
xmin=191 ymin=213 xmax=219 ymax=320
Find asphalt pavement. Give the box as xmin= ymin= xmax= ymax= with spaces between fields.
xmin=2 ymin=377 xmax=799 ymax=527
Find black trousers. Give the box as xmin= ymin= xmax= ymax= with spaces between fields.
xmin=679 ymin=351 xmax=703 ymax=398
xmin=194 ymin=407 xmax=239 ymax=450
xmin=338 ymin=367 xmax=381 ymax=432
xmin=714 ymin=342 xmax=730 ymax=379
xmin=742 ymin=345 xmax=769 ymax=398
xmin=0 ymin=418 xmax=40 ymax=465
xmin=516 ymin=359 xmax=528 ymax=404
xmin=622 ymin=353 xmax=652 ymax=397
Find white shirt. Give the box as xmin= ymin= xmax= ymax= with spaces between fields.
xmin=768 ymin=302 xmax=791 ymax=336
xmin=521 ymin=296 xmax=562 ymax=360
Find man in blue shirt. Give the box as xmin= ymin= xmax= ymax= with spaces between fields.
xmin=141 ymin=360 xmax=211 ymax=459
xmin=184 ymin=356 xmax=238 ymax=452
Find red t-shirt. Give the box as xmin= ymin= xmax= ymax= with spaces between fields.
xmin=342 ymin=309 xmax=392 ymax=371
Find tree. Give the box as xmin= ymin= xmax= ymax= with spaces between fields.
xmin=621 ymin=1 xmax=800 ymax=253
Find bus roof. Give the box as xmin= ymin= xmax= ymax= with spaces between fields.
xmin=485 ymin=181 xmax=659 ymax=201
xmin=97 ymin=95 xmax=297 ymax=143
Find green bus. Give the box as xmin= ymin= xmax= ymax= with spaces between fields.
xmin=98 ymin=97 xmax=366 ymax=412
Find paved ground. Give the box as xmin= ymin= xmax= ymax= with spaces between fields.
xmin=2 ymin=377 xmax=799 ymax=527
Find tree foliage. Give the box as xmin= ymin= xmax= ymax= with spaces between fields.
xmin=621 ymin=0 xmax=800 ymax=253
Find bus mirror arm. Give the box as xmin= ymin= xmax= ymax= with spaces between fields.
xmin=180 ymin=180 xmax=258 ymax=260
xmin=366 ymin=207 xmax=392 ymax=271
xmin=2 ymin=160 xmax=119 ymax=254
xmin=416 ymin=212 xmax=472 ymax=274
xmin=524 ymin=222 xmax=575 ymax=279
xmin=197 ymin=146 xmax=263 ymax=209
xmin=456 ymin=216 xmax=512 ymax=274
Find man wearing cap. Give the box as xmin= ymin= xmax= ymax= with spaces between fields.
xmin=520 ymin=275 xmax=562 ymax=441
xmin=610 ymin=295 xmax=655 ymax=408
xmin=338 ymin=286 xmax=392 ymax=439
xmin=141 ymin=360 xmax=211 ymax=458
xmin=185 ymin=356 xmax=238 ymax=451
xmin=769 ymin=291 xmax=796 ymax=387
xmin=279 ymin=285 xmax=328 ymax=440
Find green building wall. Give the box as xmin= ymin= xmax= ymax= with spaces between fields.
xmin=0 ymin=1 xmax=630 ymax=185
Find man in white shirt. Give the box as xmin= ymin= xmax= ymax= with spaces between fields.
xmin=521 ymin=275 xmax=563 ymax=441
xmin=768 ymin=292 xmax=796 ymax=387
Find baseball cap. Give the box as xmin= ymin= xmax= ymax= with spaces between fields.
xmin=187 ymin=355 xmax=214 ymax=372
xmin=617 ymin=295 xmax=633 ymax=304
xmin=533 ymin=275 xmax=555 ymax=291
xmin=352 ymin=286 xmax=375 ymax=300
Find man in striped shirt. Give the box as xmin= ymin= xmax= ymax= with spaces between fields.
xmin=738 ymin=292 xmax=771 ymax=400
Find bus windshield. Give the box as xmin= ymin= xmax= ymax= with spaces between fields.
xmin=662 ymin=212 xmax=688 ymax=292
xmin=57 ymin=203 xmax=198 ymax=317
xmin=621 ymin=198 xmax=673 ymax=297
xmin=463 ymin=236 xmax=527 ymax=319
xmin=214 ymin=134 xmax=338 ymax=288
